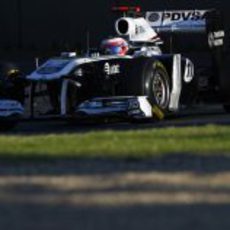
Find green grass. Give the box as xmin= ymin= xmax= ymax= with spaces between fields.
xmin=1 ymin=125 xmax=230 ymax=159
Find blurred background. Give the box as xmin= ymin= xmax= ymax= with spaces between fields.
xmin=0 ymin=0 xmax=227 ymax=58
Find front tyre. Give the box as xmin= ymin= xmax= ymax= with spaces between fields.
xmin=144 ymin=61 xmax=170 ymax=111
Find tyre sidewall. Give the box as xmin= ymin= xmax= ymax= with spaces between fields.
xmin=144 ymin=60 xmax=170 ymax=111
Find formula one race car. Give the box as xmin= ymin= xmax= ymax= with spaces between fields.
xmin=0 ymin=62 xmax=25 ymax=130
xmin=26 ymin=6 xmax=227 ymax=122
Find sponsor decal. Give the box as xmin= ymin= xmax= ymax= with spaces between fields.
xmin=104 ymin=62 xmax=120 ymax=75
xmin=148 ymin=12 xmax=161 ymax=22
xmin=184 ymin=59 xmax=194 ymax=83
xmin=162 ymin=11 xmax=206 ymax=22
xmin=208 ymin=30 xmax=225 ymax=48
xmin=75 ymin=68 xmax=83 ymax=77
xmin=135 ymin=25 xmax=145 ymax=35
xmin=146 ymin=10 xmax=207 ymax=31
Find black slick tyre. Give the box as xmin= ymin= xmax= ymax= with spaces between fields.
xmin=144 ymin=60 xmax=170 ymax=112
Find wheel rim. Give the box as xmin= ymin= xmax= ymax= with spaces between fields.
xmin=152 ymin=71 xmax=169 ymax=108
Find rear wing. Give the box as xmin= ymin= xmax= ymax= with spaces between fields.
xmin=146 ymin=10 xmax=208 ymax=33
xmin=145 ymin=9 xmax=225 ymax=49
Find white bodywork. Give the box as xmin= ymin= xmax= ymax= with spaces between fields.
xmin=169 ymin=54 xmax=182 ymax=111
xmin=27 ymin=55 xmax=132 ymax=81
xmin=115 ymin=17 xmax=159 ymax=42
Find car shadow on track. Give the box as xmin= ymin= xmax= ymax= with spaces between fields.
xmin=3 ymin=107 xmax=230 ymax=135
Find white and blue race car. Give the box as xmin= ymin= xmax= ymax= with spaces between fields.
xmin=26 ymin=6 xmax=227 ymax=121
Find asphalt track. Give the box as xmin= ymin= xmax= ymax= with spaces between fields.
xmin=1 ymin=105 xmax=230 ymax=230
xmin=8 ymin=104 xmax=230 ymax=134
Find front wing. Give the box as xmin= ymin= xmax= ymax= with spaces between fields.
xmin=74 ymin=96 xmax=164 ymax=121
xmin=0 ymin=100 xmax=24 ymax=118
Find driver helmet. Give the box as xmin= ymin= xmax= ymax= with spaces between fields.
xmin=100 ymin=37 xmax=129 ymax=56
